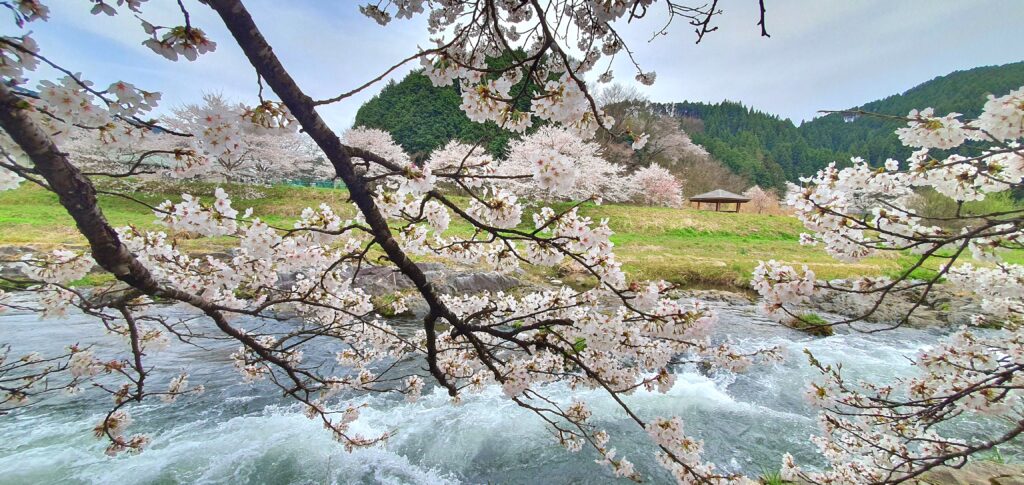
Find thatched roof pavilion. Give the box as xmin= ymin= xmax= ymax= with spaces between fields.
xmin=689 ymin=189 xmax=750 ymax=212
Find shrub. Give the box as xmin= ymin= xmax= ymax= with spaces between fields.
xmin=790 ymin=313 xmax=834 ymax=337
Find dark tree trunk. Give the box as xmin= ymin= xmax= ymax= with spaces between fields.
xmin=0 ymin=83 xmax=161 ymax=292
xmin=0 ymin=83 xmax=307 ymax=376
xmin=206 ymin=0 xmax=464 ymax=392
xmin=204 ymin=0 xmax=448 ymax=315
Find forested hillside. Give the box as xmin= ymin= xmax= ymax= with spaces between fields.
xmin=354 ymin=73 xmax=515 ymax=159
xmin=798 ymin=61 xmax=1024 ymax=164
xmin=355 ymin=53 xmax=540 ymax=159
xmin=649 ymin=101 xmax=844 ymax=188
xmin=354 ymin=61 xmax=1024 ymax=188
xmin=648 ymin=61 xmax=1024 ymax=186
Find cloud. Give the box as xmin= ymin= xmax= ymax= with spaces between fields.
xmin=601 ymin=0 xmax=1024 ymax=122
xmin=20 ymin=1 xmax=430 ymax=130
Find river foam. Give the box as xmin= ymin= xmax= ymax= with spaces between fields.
xmin=0 ymin=294 xmax=1015 ymax=484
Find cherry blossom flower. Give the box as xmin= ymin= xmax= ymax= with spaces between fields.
xmin=631 ymin=132 xmax=649 ymax=150
xmin=896 ymin=108 xmax=968 ymax=149
xmin=0 ymin=34 xmax=40 ymax=82
xmin=18 ymin=250 xmax=95 ymax=284
xmin=751 ymin=260 xmax=818 ymax=321
xmin=972 ymin=86 xmax=1024 ymax=141
xmin=635 ymin=71 xmax=657 ymax=86
xmin=69 ymin=350 xmax=104 ymax=378
xmin=14 ymin=0 xmax=50 ymax=22
xmin=142 ymin=24 xmax=216 ymax=62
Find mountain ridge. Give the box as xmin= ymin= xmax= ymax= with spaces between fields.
xmin=355 ymin=60 xmax=1024 ymax=192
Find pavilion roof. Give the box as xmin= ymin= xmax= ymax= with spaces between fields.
xmin=689 ymin=189 xmax=750 ymax=202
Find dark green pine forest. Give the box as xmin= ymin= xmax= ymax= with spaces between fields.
xmin=353 ymin=52 xmax=541 ymax=161
xmin=355 ymin=61 xmax=1024 ymax=191
xmin=353 ymin=73 xmax=513 ymax=160
xmin=799 ymin=61 xmax=1024 ymax=166
xmin=648 ymin=100 xmax=843 ymax=190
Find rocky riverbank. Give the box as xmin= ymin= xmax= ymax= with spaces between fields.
xmin=911 ymin=461 xmax=1023 ymax=485
xmin=804 ymin=280 xmax=985 ymax=328
xmin=671 ymin=283 xmax=983 ymax=329
xmin=785 ymin=461 xmax=1024 ymax=485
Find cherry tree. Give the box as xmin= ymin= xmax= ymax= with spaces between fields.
xmin=741 ymin=185 xmax=781 ymax=214
xmin=622 ymin=113 xmax=708 ymax=166
xmin=631 ymin=164 xmax=685 ymax=208
xmin=7 ymin=1 xmax=1020 ymax=484
xmin=596 ymin=85 xmax=710 ymax=169
xmin=164 ymin=93 xmax=329 ymax=182
xmin=0 ymin=2 xmax=779 ymax=481
xmin=494 ymin=125 xmax=636 ymax=202
xmin=58 ymin=127 xmax=185 ymax=179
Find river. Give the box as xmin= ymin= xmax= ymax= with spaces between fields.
xmin=0 ymin=292 xmax=1016 ymax=484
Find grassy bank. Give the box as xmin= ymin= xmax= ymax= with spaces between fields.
xmin=1 ymin=181 xmax=1011 ymax=289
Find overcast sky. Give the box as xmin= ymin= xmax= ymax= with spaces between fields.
xmin=15 ymin=1 xmax=1024 ymax=130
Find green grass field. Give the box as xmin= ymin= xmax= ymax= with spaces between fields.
xmin=1 ymin=181 xmax=1013 ymax=289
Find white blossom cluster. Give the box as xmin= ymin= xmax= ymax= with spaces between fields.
xmin=141 ymin=23 xmax=216 ymax=62
xmin=947 ymin=263 xmax=1024 ymax=319
xmin=895 ymin=108 xmax=968 ymax=149
xmin=343 ymin=127 xmax=413 ymax=179
xmin=35 ymin=75 xmax=159 ymax=146
xmin=134 ymin=190 xmax=374 ymax=316
xmin=646 ymin=416 xmax=756 ymax=484
xmin=750 ymin=260 xmax=818 ymax=322
xmin=496 ymin=126 xmax=635 ymax=202
xmin=363 ymin=0 xmax=663 ymax=141
xmin=161 ymin=94 xmax=314 ymax=181
xmin=0 ymin=33 xmax=40 ymax=82
xmin=631 ymin=164 xmax=684 ymax=208
xmin=95 ymin=409 xmax=150 ymax=456
xmin=424 ymin=139 xmax=497 ymax=188
xmin=758 ymin=89 xmax=1024 ymax=482
xmin=68 ymin=348 xmax=104 ymax=378
xmin=164 ymin=95 xmax=299 ymax=173
xmin=18 ymin=250 xmax=96 ymax=284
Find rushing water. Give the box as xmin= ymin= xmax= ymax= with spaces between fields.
xmin=0 ymin=293 xmax=1016 ymax=484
